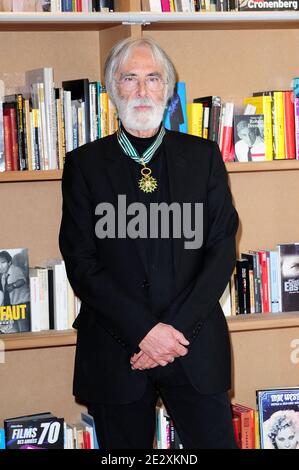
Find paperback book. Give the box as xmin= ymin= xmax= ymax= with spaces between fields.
xmin=0 ymin=248 xmax=31 ymax=334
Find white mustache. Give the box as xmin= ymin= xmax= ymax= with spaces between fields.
xmin=126 ymin=98 xmax=155 ymax=109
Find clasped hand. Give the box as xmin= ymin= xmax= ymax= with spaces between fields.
xmin=130 ymin=322 xmax=189 ymax=371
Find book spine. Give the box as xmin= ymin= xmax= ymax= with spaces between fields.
xmin=273 ymin=91 xmax=285 ymax=159
xmin=283 ymin=90 xmax=296 ymax=159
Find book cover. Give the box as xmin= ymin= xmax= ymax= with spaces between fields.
xmin=0 ymin=248 xmax=31 ymax=334
xmin=4 ymin=412 xmax=64 ymax=449
xmin=256 ymin=387 xmax=299 ymax=449
xmin=234 ymin=114 xmax=266 ymax=162
xmin=278 ymin=243 xmax=299 ymax=312
xmin=163 ymin=82 xmax=188 ymax=133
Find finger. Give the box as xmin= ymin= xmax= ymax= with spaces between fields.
xmin=157 ymin=359 xmax=168 ymax=367
xmin=173 ymin=331 xmax=190 ymax=345
xmin=174 ymin=345 xmax=189 ymax=357
xmin=130 ymin=351 xmax=144 ymax=364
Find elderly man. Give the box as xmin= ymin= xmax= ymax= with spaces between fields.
xmin=59 ymin=37 xmax=239 ymax=449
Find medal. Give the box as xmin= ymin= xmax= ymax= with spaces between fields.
xmin=117 ymin=126 xmax=165 ymax=194
xmin=139 ymin=161 xmax=158 ymax=193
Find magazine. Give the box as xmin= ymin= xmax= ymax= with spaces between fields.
xmin=257 ymin=387 xmax=299 ymax=449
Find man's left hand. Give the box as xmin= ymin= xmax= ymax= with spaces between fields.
xmin=130 ymin=351 xmax=161 ymax=370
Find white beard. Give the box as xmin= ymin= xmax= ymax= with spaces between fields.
xmin=115 ymin=96 xmax=167 ymax=131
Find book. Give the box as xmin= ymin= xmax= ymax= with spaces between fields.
xmin=4 ymin=412 xmax=64 ymax=449
xmin=232 ymin=403 xmax=255 ymax=448
xmin=0 ymin=248 xmax=31 ymax=334
xmin=234 ymin=114 xmax=266 ymax=162
xmin=278 ymin=243 xmax=299 ymax=312
xmin=62 ymin=78 xmax=91 ymax=146
xmin=0 ymin=79 xmax=4 ymax=172
xmin=193 ymin=95 xmax=221 ymax=142
xmin=256 ymin=387 xmax=299 ymax=449
xmin=163 ymin=82 xmax=187 ymax=133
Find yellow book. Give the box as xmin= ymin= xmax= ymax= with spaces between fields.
xmin=169 ymin=0 xmax=175 ymax=11
xmin=56 ymin=97 xmax=66 ymax=169
xmin=243 ymin=96 xmax=273 ymax=161
xmin=108 ymin=98 xmax=119 ymax=135
xmin=255 ymin=410 xmax=260 ymax=449
xmin=187 ymin=103 xmax=203 ymax=137
xmin=100 ymin=89 xmax=109 ymax=138
xmin=273 ymin=91 xmax=285 ymax=159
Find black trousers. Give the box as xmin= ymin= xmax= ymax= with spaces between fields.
xmin=88 ymin=359 xmax=237 ymax=449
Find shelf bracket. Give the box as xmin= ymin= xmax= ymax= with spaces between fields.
xmin=122 ymin=21 xmax=151 ymax=26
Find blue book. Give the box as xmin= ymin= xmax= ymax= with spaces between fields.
xmin=163 ymin=82 xmax=187 ymax=134
xmin=0 ymin=429 xmax=5 ymax=449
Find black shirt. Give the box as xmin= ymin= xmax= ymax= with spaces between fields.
xmin=120 ymin=126 xmax=175 ymax=318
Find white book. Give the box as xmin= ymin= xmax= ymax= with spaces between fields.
xmin=26 ymin=67 xmax=57 ymax=169
xmin=244 ymin=103 xmax=256 ymax=115
xmin=89 ymin=82 xmax=97 ymax=142
xmin=220 ymin=282 xmax=232 ymax=317
xmin=44 ymin=260 xmax=68 ymax=330
xmin=64 ymin=90 xmax=73 ymax=152
xmin=67 ymin=278 xmax=76 ymax=329
xmin=37 ymin=83 xmax=49 ymax=170
xmin=36 ymin=267 xmax=50 ymax=330
xmin=29 ymin=270 xmax=41 ymax=332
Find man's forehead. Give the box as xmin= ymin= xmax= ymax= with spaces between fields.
xmin=117 ymin=47 xmax=162 ymax=72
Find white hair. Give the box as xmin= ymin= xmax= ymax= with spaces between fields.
xmin=104 ymin=37 xmax=177 ymax=105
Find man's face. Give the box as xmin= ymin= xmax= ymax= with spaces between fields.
xmin=238 ymin=127 xmax=256 ymax=147
xmin=0 ymin=258 xmax=9 ymax=274
xmin=114 ymin=46 xmax=168 ymax=131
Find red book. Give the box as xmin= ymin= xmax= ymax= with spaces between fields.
xmin=283 ymin=90 xmax=296 ymax=159
xmin=3 ymin=106 xmax=19 ymax=170
xmin=3 ymin=114 xmax=13 ymax=171
xmin=232 ymin=404 xmax=255 ymax=449
xmin=258 ymin=250 xmax=270 ymax=313
xmin=76 ymin=0 xmax=83 ymax=11
xmin=232 ymin=415 xmax=242 ymax=448
xmin=83 ymin=429 xmax=91 ymax=449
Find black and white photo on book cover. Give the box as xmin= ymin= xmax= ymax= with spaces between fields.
xmin=257 ymin=388 xmax=299 ymax=449
xmin=233 ymin=114 xmax=266 ymax=162
xmin=0 ymin=248 xmax=30 ymax=334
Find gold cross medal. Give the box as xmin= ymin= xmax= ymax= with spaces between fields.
xmin=139 ymin=163 xmax=157 ymax=193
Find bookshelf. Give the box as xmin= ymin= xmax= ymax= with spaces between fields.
xmin=1 ymin=3 xmax=299 ymax=426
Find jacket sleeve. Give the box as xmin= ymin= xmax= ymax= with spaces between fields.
xmin=59 ymin=152 xmax=158 ymax=354
xmin=159 ymin=141 xmax=239 ymax=341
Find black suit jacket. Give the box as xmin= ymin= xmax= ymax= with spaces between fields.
xmin=59 ymin=129 xmax=239 ymax=404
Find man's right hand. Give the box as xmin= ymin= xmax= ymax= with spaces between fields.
xmin=133 ymin=322 xmax=190 ymax=367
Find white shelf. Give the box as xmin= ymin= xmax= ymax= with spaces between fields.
xmin=0 ymin=11 xmax=298 ymax=25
